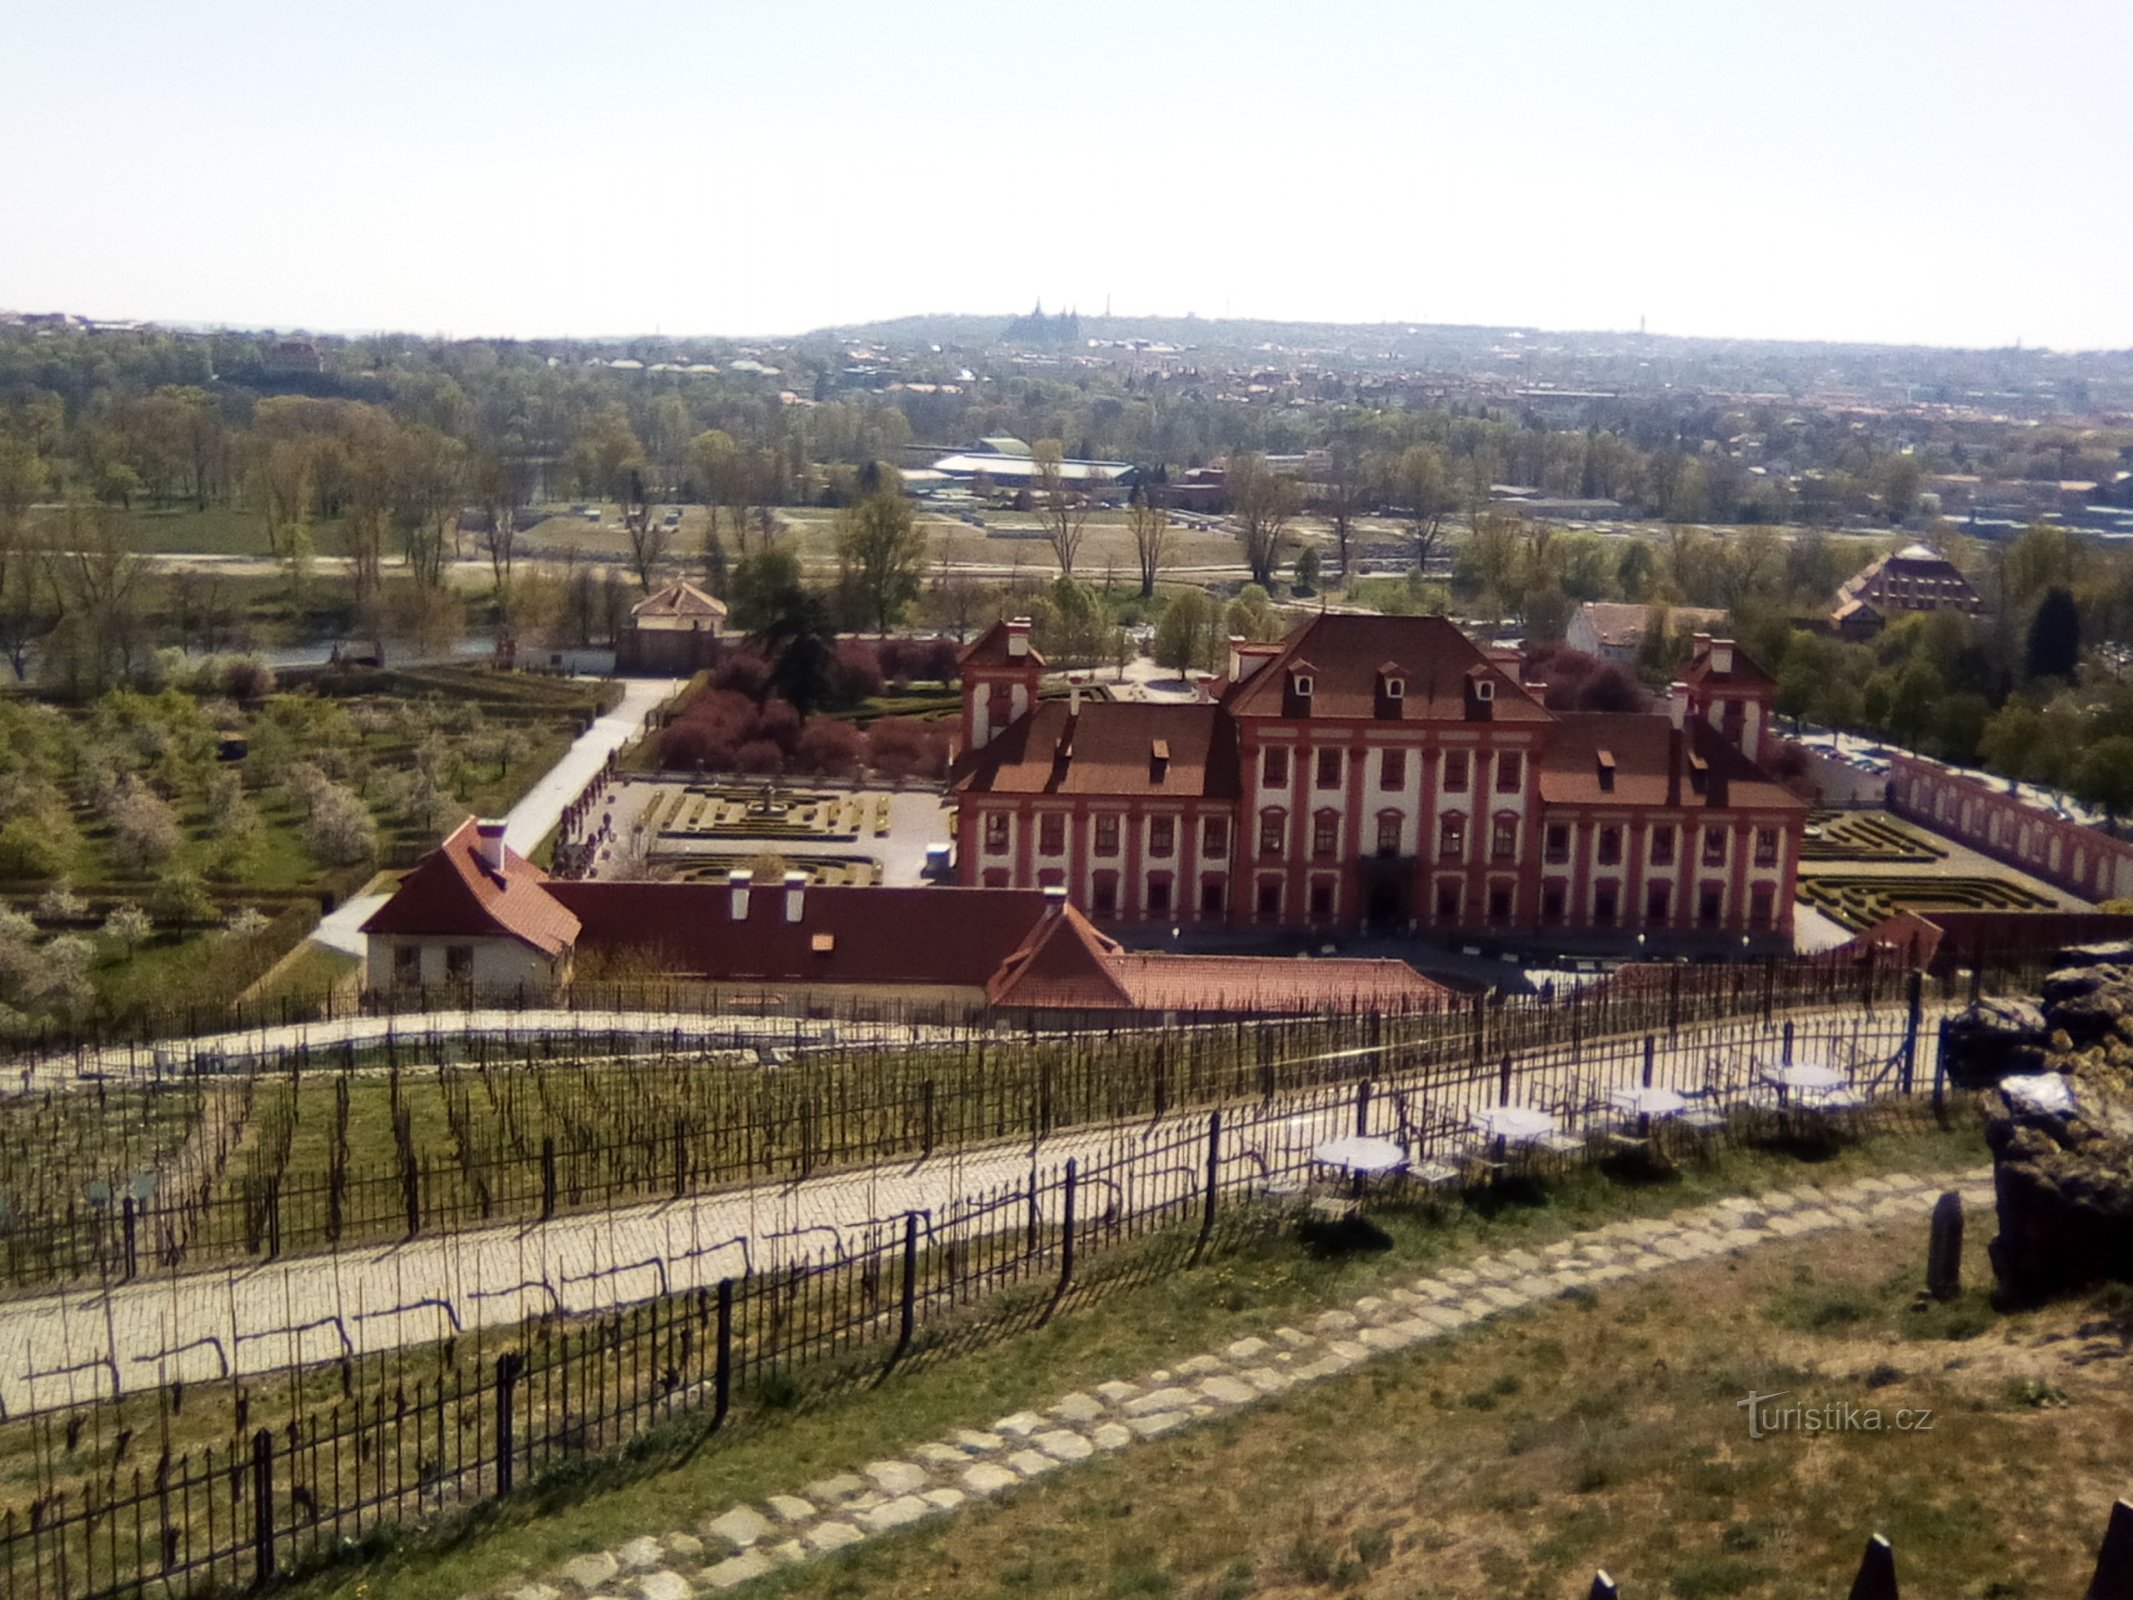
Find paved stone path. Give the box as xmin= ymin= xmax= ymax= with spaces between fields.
xmin=486 ymin=1163 xmax=1992 ymax=1600
xmin=0 ymin=1005 xmax=1944 ymax=1413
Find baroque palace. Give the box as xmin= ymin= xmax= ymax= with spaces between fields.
xmin=951 ymin=613 xmax=1805 ymax=953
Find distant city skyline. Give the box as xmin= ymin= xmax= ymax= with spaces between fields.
xmin=5 ymin=0 xmax=2129 ymax=351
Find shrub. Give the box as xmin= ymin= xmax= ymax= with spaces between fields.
xmin=0 ymin=817 xmax=70 ymax=881
xmin=101 ymin=903 xmax=152 ymax=954
xmin=708 ymin=651 xmax=771 ymax=698
xmin=35 ymin=886 xmax=86 ymax=924
xmin=150 ymin=870 xmax=217 ymax=925
xmin=832 ymin=639 xmax=885 ymax=702
xmin=794 ymin=719 xmax=865 ymax=778
xmin=867 ymin=717 xmax=948 ymax=780
xmin=306 ymin=783 xmax=379 ymax=866
xmin=732 ymin=739 xmax=786 ymax=775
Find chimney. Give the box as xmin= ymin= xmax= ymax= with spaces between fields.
xmin=1691 ymin=632 xmax=1713 ymax=666
xmin=1006 ymin=617 xmax=1031 ymax=659
xmin=727 ymin=868 xmax=752 ymax=920
xmin=784 ymin=870 xmax=807 ymax=923
xmin=1710 ymin=638 xmax=1735 ymax=674
xmin=1194 ymin=674 xmax=1216 ymax=704
xmin=1667 ymin=682 xmax=1689 ymax=731
xmin=1042 ymin=883 xmax=1068 ymax=916
xmin=475 ymin=819 xmax=508 ymax=876
xmin=1227 ymin=635 xmax=1247 ymax=681
xmin=1069 ymin=674 xmax=1083 ymax=715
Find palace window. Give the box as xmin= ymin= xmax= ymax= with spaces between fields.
xmin=1435 ymin=880 xmax=1461 ymax=921
xmin=1650 ymin=826 xmax=1676 ymax=867
xmin=1312 ymin=810 xmax=1339 ymax=858
xmin=1259 ymin=808 xmax=1287 ymax=857
xmin=1749 ymin=882 xmax=1775 ymax=927
xmin=1491 ymin=815 xmax=1517 ymax=861
xmin=1377 ymin=812 xmax=1402 ymax=857
xmin=1702 ymin=829 xmax=1728 ymax=867
xmin=1316 ymin=748 xmax=1343 ymax=789
xmin=1646 ymin=881 xmax=1671 ymax=923
xmin=1541 ymin=882 xmax=1566 ymax=923
xmin=1094 ymin=814 xmax=1120 ymax=858
xmin=1202 ymin=816 xmax=1228 ymax=858
xmin=1496 ymin=751 xmax=1524 ymax=792
xmin=1699 ymin=883 xmax=1724 ymax=925
xmin=1754 ymin=827 xmax=1779 ymax=867
xmin=1309 ymin=878 xmax=1335 ymax=919
xmin=1545 ymin=823 xmax=1570 ymax=865
xmin=1443 ymin=750 xmax=1470 ymax=792
xmin=984 ymin=812 xmax=1010 ymax=854
xmin=1039 ymin=814 xmax=1065 ymax=856
xmin=1091 ymin=872 xmax=1119 ymax=916
xmin=1488 ymin=883 xmax=1512 ymax=923
xmin=1598 ymin=825 xmax=1623 ymax=866
xmin=1262 ymin=747 xmax=1289 ymax=787
xmin=1439 ymin=814 xmax=1465 ymax=860
xmin=1199 ymin=876 xmax=1226 ymax=916
xmin=1256 ymin=878 xmax=1282 ymax=917
xmin=1381 ymin=748 xmax=1406 ymax=789
xmin=1147 ymin=874 xmax=1173 ymax=915
xmin=1148 ymin=816 xmax=1175 ymax=859
xmin=1593 ymin=881 xmax=1619 ymax=927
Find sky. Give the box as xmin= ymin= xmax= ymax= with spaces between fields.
xmin=5 ymin=0 xmax=2129 ymax=349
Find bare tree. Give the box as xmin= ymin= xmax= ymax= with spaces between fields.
xmin=622 ymin=470 xmax=672 ymax=591
xmin=1314 ymin=440 xmax=1371 ymax=581
xmin=1034 ymin=441 xmax=1096 ymax=576
xmin=1128 ymin=492 xmax=1170 ymax=598
xmin=1390 ymin=442 xmax=1455 ymax=575
xmin=1228 ymin=453 xmax=1302 ymax=587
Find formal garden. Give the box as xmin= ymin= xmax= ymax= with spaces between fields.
xmin=0 ymin=663 xmax=618 ymax=1035
xmin=1799 ymin=810 xmax=1950 ymax=863
xmin=1797 ymin=870 xmax=2060 ymax=930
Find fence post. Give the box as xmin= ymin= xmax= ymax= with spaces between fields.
xmin=1196 ymin=1110 xmax=1222 ymax=1257
xmin=672 ymin=1118 xmax=688 ymax=1200
xmin=541 ymin=1137 xmax=557 ymax=1221
xmin=1641 ymin=1035 xmax=1655 ymax=1089
xmin=1782 ymin=1019 xmax=1794 ymax=1066
xmin=495 ymin=1352 xmax=522 ymax=1496
xmin=712 ymin=1278 xmax=732 ymax=1430
xmin=921 ymin=1079 xmax=936 ymax=1157
xmin=1498 ymin=1053 xmax=1513 ymax=1107
xmin=250 ymin=1427 xmax=274 ymax=1590
xmin=121 ymin=1196 xmax=137 ymax=1281
xmin=1470 ymin=990 xmax=1486 ymax=1067
xmin=894 ymin=1212 xmax=919 ymax=1361
xmin=1355 ymin=1079 xmax=1373 ymax=1137
xmin=1932 ymin=1017 xmax=1949 ymax=1118
xmin=1900 ymin=969 xmax=1924 ymax=1094
xmin=1056 ymin=1159 xmax=1078 ymax=1300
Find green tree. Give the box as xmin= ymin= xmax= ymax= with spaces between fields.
xmin=1225 ymin=584 xmax=1282 ymax=643
xmin=2025 ymin=586 xmax=2080 ymax=680
xmin=729 ymin=548 xmax=807 ymax=635
xmin=1228 ymin=453 xmax=1301 ymax=586
xmin=835 ymin=492 xmax=927 ymax=634
xmin=1292 ymin=545 xmax=1321 ymax=593
xmin=2074 ymin=735 xmax=2133 ymax=825
xmin=1389 ymin=442 xmax=1454 ymax=571
xmin=1153 ymin=589 xmax=1218 ymax=679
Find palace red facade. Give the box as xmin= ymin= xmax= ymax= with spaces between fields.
xmin=951 ymin=616 xmax=1807 ymax=952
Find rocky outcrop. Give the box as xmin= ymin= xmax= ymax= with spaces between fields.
xmin=1984 ymin=962 xmax=2133 ymax=1302
xmin=1942 ymin=997 xmax=2049 ymax=1086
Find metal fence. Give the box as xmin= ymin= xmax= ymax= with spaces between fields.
xmin=0 ymin=955 xmax=2000 ymax=1299
xmin=0 ymin=997 xmax=1955 ymax=1600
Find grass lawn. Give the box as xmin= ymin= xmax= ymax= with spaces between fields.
xmin=277 ymin=1114 xmax=2013 ymax=1600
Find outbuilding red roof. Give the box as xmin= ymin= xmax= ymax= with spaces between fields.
xmin=360 ymin=820 xmax=581 ymax=957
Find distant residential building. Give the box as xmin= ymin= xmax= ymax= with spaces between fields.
xmin=928 ymin=436 xmax=1135 ymax=493
xmin=262 ymin=340 xmax=325 ymax=375
xmin=1566 ymin=602 xmax=1727 ymax=665
xmin=1830 ymin=543 xmax=1986 ymax=639
xmin=616 ymin=579 xmax=728 ymax=674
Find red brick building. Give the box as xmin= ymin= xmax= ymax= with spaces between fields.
xmin=951 ymin=616 xmax=1807 ymax=952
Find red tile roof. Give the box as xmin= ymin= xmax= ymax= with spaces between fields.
xmin=953 ymin=701 xmax=1241 ymax=798
xmin=630 ymin=580 xmax=729 ymax=622
xmin=548 ymin=881 xmax=1054 ymax=989
xmin=987 ymin=902 xmax=1451 ymax=1015
xmin=1682 ymin=637 xmax=1777 ymax=693
xmin=360 ymin=819 xmax=581 ymax=957
xmin=956 ymin=619 xmax=1047 ymax=672
xmin=1538 ymin=714 xmax=1806 ymax=811
xmin=1223 ymin=614 xmax=1552 ymax=722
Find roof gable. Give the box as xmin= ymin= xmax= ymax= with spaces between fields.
xmin=360 ymin=820 xmax=580 ymax=957
xmin=1224 ymin=614 xmax=1551 ymax=722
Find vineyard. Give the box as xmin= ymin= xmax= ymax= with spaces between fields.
xmin=0 ymin=951 xmax=1999 ymax=1299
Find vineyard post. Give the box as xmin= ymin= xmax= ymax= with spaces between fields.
xmin=249 ymin=1427 xmax=274 ymax=1590
xmin=921 ymin=1079 xmax=935 ymax=1157
xmin=1641 ymin=1035 xmax=1655 ymax=1089
xmin=1355 ymin=1079 xmax=1372 ymax=1137
xmin=121 ymin=1197 xmax=137 ymax=1280
xmin=541 ymin=1138 xmax=557 ymax=1221
xmin=1782 ymin=1020 xmax=1794 ymax=1066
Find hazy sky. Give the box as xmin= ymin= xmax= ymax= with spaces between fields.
xmin=6 ymin=0 xmax=2128 ymax=348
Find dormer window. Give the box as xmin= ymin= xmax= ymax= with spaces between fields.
xmin=1385 ymin=677 xmax=1404 ymax=700
xmin=1294 ymin=674 xmax=1314 ymax=699
xmin=1473 ymin=678 xmax=1495 ymax=702
xmin=1596 ymin=749 xmax=1616 ymax=794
